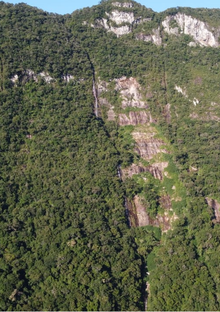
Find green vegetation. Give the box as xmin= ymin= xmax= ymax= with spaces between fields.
xmin=1 ymin=0 xmax=220 ymax=310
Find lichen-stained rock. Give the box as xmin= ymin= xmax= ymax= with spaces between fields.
xmin=118 ymin=111 xmax=154 ymax=126
xmin=162 ymin=13 xmax=220 ymax=47
xmin=115 ymin=76 xmax=147 ymax=108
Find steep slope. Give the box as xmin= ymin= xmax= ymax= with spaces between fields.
xmin=1 ymin=0 xmax=220 ymax=311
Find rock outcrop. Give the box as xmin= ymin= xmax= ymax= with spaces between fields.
xmin=118 ymin=110 xmax=154 ymax=126
xmin=162 ymin=13 xmax=220 ymax=47
xmin=92 ymin=7 xmax=152 ymax=37
xmin=106 ymin=10 xmax=135 ymax=25
xmin=147 ymin=162 xmax=168 ymax=180
xmin=132 ymin=130 xmax=167 ymax=160
xmin=206 ymin=197 xmax=220 ymax=222
xmin=136 ymin=28 xmax=162 ymax=46
xmin=112 ymin=2 xmax=134 ymax=8
xmin=115 ymin=76 xmax=147 ymax=108
xmin=121 ymin=163 xmax=148 ymax=179
xmin=128 ymin=195 xmax=177 ymax=231
xmin=10 ymin=69 xmax=74 ymax=85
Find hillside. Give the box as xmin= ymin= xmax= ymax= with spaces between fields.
xmin=1 ymin=0 xmax=220 ymax=310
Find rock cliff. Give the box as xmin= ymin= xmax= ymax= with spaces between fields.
xmin=115 ymin=77 xmax=147 ymax=108
xmin=118 ymin=111 xmax=153 ymax=126
xmin=162 ymin=13 xmax=220 ymax=47
xmin=132 ymin=130 xmax=167 ymax=160
xmin=128 ymin=195 xmax=177 ymax=231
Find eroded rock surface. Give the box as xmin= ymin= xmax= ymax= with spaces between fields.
xmin=115 ymin=77 xmax=147 ymax=108
xmin=121 ymin=163 xmax=148 ymax=179
xmin=129 ymin=195 xmax=177 ymax=231
xmin=112 ymin=2 xmax=134 ymax=8
xmin=163 ymin=13 xmax=220 ymax=47
xmin=106 ymin=10 xmax=135 ymax=24
xmin=147 ymin=162 xmax=168 ymax=180
xmin=118 ymin=111 xmax=153 ymax=126
xmin=132 ymin=130 xmax=167 ymax=160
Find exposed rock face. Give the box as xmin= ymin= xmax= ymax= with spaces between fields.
xmin=206 ymin=197 xmax=220 ymax=222
xmin=134 ymin=139 xmax=166 ymax=160
xmin=132 ymin=130 xmax=167 ymax=160
xmin=62 ymin=74 xmax=74 ymax=82
xmin=23 ymin=69 xmax=38 ymax=82
xmin=112 ymin=2 xmax=134 ymax=8
xmin=115 ymin=76 xmax=147 ymax=108
xmin=175 ymin=85 xmax=188 ymax=97
xmin=94 ymin=18 xmax=132 ymax=36
xmin=118 ymin=111 xmax=154 ymax=126
xmin=121 ymin=162 xmax=168 ymax=180
xmin=10 ymin=74 xmax=19 ymax=84
xmin=162 ymin=13 xmax=220 ymax=47
xmin=129 ymin=195 xmax=177 ymax=231
xmin=136 ymin=28 xmax=162 ymax=45
xmin=39 ymin=71 xmax=54 ymax=83
xmin=10 ymin=70 xmax=59 ymax=85
xmin=147 ymin=162 xmax=168 ymax=180
xmin=121 ymin=163 xmax=148 ymax=179
xmin=134 ymin=196 xmax=151 ymax=227
xmin=93 ymin=8 xmax=152 ymax=37
xmin=106 ymin=10 xmax=135 ymax=24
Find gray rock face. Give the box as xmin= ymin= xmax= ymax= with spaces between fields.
xmin=136 ymin=28 xmax=162 ymax=46
xmin=147 ymin=162 xmax=168 ymax=180
xmin=128 ymin=195 xmax=177 ymax=231
xmin=115 ymin=76 xmax=147 ymax=108
xmin=206 ymin=197 xmax=220 ymax=222
xmin=112 ymin=2 xmax=134 ymax=8
xmin=118 ymin=111 xmax=153 ymax=126
xmin=92 ymin=9 xmax=152 ymax=37
xmin=132 ymin=130 xmax=167 ymax=160
xmin=121 ymin=163 xmax=148 ymax=179
xmin=162 ymin=13 xmax=220 ymax=47
xmin=106 ymin=10 xmax=135 ymax=24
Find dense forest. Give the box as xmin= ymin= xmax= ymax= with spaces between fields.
xmin=1 ymin=0 xmax=220 ymax=310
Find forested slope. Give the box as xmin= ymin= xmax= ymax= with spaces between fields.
xmin=1 ymin=0 xmax=220 ymax=310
